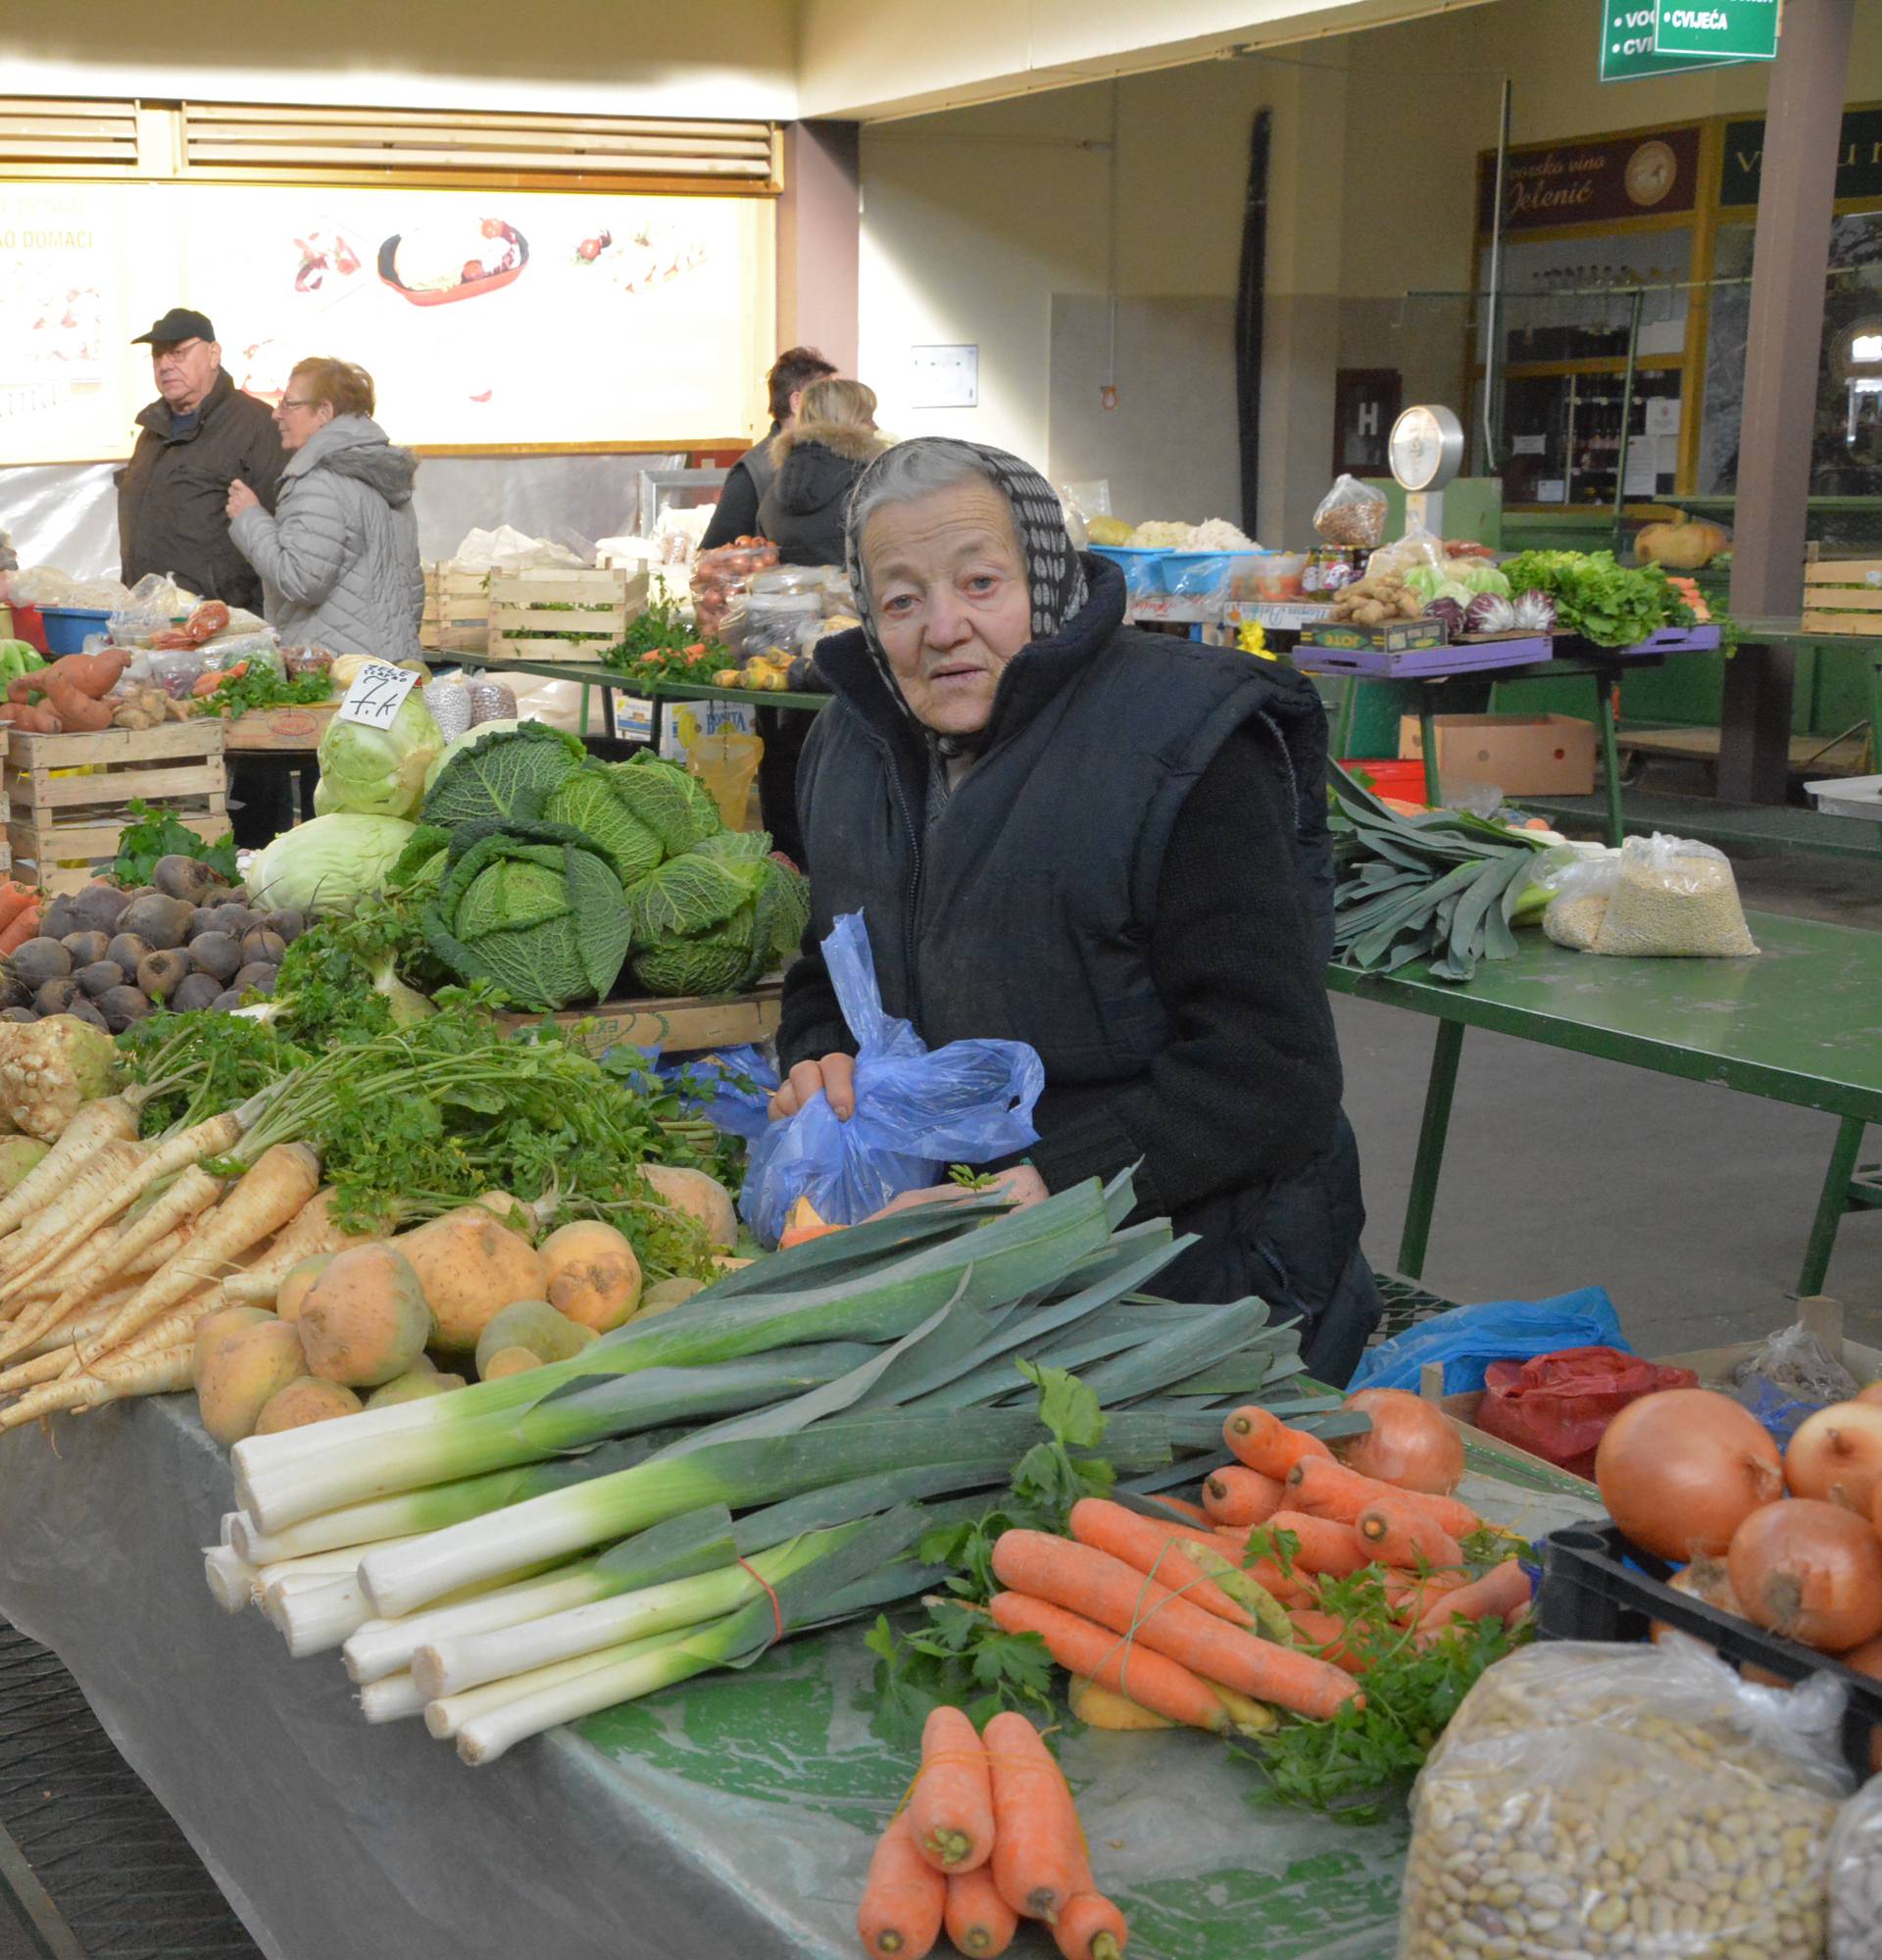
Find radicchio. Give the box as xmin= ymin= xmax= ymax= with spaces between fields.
xmin=1511 ymin=589 xmax=1559 ymax=630
xmin=1422 ymin=597 xmax=1466 ymax=637
xmin=1464 ymin=592 xmax=1517 ymax=635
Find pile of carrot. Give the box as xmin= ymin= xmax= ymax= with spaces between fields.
xmin=0 ymin=1086 xmax=353 ymax=1432
xmin=0 ymin=882 xmax=41 ymax=957
xmin=858 ymin=1706 xmax=1127 ymax=1960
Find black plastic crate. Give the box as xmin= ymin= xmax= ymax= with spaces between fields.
xmin=1539 ymin=1520 xmax=1882 ymax=1779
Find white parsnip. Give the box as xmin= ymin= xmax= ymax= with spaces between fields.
xmin=0 ymin=1097 xmax=139 ymax=1238
xmin=37 ymin=1167 xmax=223 ymax=1331
xmin=0 ymin=1345 xmax=194 ymax=1431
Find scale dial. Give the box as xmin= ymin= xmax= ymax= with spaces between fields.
xmin=1388 ymin=405 xmax=1465 ymax=493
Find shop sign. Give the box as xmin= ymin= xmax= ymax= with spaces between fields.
xmin=1652 ymin=1 xmax=1779 ymax=62
xmin=1477 ymin=126 xmax=1703 ymax=233
xmin=1600 ymin=4 xmax=1750 ymax=82
xmin=1721 ymin=106 xmax=1882 ymax=206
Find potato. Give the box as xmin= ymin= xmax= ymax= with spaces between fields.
xmin=297 ymin=1243 xmax=435 ymax=1388
xmin=395 ymin=1206 xmax=547 ymax=1353
xmin=474 ymin=1298 xmax=596 ymax=1380
xmin=637 ymin=1164 xmax=737 ymax=1250
xmin=254 ymin=1377 xmax=363 ymax=1434
xmin=539 ymin=1220 xmax=641 ymax=1333
xmin=196 ymin=1317 xmax=306 ymax=1447
xmin=276 ymin=1252 xmax=336 ymax=1324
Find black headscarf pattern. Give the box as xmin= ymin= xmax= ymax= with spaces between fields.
xmin=842 ymin=438 xmax=1088 ymax=734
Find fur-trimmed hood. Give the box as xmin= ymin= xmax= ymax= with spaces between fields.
xmin=769 ymin=417 xmax=886 ymax=468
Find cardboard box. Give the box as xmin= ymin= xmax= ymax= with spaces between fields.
xmin=1314 ymin=618 xmax=1447 ymax=653
xmin=1399 ymin=711 xmax=1596 ymax=796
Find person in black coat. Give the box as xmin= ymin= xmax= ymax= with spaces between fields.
xmin=768 ymin=437 xmax=1383 ymax=1384
xmin=698 ymin=345 xmax=837 ymax=553
xmin=755 ymin=378 xmax=887 ymax=567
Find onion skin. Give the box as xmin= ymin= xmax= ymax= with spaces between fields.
xmin=1857 ymin=1382 xmax=1882 ymax=1409
xmin=1336 ymin=1388 xmax=1465 ymax=1496
xmin=1594 ymin=1389 xmax=1784 ymax=1561
xmin=1726 ymin=1498 xmax=1882 ymax=1653
xmin=1785 ymin=1401 xmax=1882 ymax=1515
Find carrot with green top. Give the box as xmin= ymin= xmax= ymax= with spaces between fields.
xmin=857 ymin=1810 xmax=945 ymax=1957
xmin=1286 ymin=1608 xmax=1372 ymax=1675
xmin=946 ymin=1867 xmax=1017 ymax=1958
xmin=1356 ymin=1497 xmax=1463 ymax=1572
xmin=907 ymin=1704 xmax=993 ymax=1874
xmin=1416 ymin=1557 xmax=1529 ymax=1634
xmin=986 ymin=1710 xmax=1086 ymax=1923
xmin=1222 ymin=1405 xmax=1333 ymax=1479
xmin=989 ymin=1592 xmax=1235 ymax=1735
xmin=990 ymin=1530 xmax=1361 ymax=1721
xmin=1286 ymin=1455 xmax=1480 ymax=1541
xmin=1201 ymin=1464 xmax=1284 ymax=1529
xmin=1068 ymin=1498 xmax=1255 ymax=1628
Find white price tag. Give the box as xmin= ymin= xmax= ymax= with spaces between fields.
xmin=336 ymin=662 xmax=421 ymax=729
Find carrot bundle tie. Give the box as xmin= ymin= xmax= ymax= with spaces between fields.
xmin=736 ymin=1555 xmax=785 ymax=1646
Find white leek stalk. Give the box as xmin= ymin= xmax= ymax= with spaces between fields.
xmin=358 ymin=1672 xmax=427 ymax=1724
xmin=342 ymin=1559 xmax=605 ymax=1686
xmin=424 ymin=1641 xmax=664 ymax=1743
xmin=204 ymin=1544 xmax=256 ymax=1613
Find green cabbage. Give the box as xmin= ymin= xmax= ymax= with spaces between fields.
xmin=421 ymin=820 xmax=631 ymax=1009
xmin=542 ymin=763 xmax=667 ymax=885
xmin=315 ymin=691 xmax=443 ymax=820
xmin=421 ymin=720 xmax=586 ymax=828
xmin=615 ymin=752 xmax=723 ymax=855
xmin=386 ymin=822 xmax=452 ymax=900
xmin=623 ymin=830 xmax=809 ymax=997
xmin=246 ymin=813 xmax=419 ymax=916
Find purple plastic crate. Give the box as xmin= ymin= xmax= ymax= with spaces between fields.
xmin=1293 ymin=636 xmax=1552 ymax=679
xmin=1614 ymin=623 xmax=1721 ymax=657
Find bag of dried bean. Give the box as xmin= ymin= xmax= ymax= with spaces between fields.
xmin=1831 ymin=1771 xmax=1882 ymax=1960
xmin=1399 ymin=1638 xmax=1852 ymax=1960
xmin=1590 ymin=833 xmax=1758 ymax=958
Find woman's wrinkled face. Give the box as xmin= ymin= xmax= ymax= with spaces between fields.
xmin=862 ymin=483 xmax=1032 ymax=736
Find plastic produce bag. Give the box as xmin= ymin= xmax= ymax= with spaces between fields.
xmin=1348 ymin=1286 xmax=1625 ymax=1396
xmin=1587 ymin=834 xmax=1758 ymax=958
xmin=1730 ymin=1321 xmax=1862 ymax=1446
xmin=740 ymin=912 xmax=1045 ymax=1247
xmin=1474 ymin=1346 xmax=1699 ymax=1477
xmin=1399 ymin=1639 xmax=1852 ymax=1960
xmin=1540 ymin=850 xmax=1619 ymax=950
xmin=1312 ymin=474 xmax=1388 ymax=549
xmin=656 ymin=1045 xmax=776 ymax=1145
xmin=1364 ymin=520 xmax=1444 ymax=583
xmin=1832 ymin=1771 xmax=1882 ymax=1960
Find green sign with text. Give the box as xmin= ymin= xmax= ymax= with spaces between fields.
xmin=1600 ymin=2 xmax=1768 ymax=81
xmin=1654 ymin=1 xmax=1780 ymax=61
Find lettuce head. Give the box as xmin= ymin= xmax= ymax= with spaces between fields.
xmin=247 ymin=813 xmax=419 ymax=916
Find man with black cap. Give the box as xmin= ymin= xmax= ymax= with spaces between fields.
xmin=118 ymin=308 xmax=285 ymax=616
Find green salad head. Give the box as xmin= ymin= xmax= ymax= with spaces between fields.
xmin=624 ymin=830 xmax=809 ymax=997
xmin=315 ymin=690 xmax=442 ymax=820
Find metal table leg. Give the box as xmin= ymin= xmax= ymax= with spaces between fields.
xmin=1335 ymin=676 xmax=1361 ymax=760
xmin=1797 ymin=1115 xmax=1866 ymax=1297
xmin=1418 ymin=689 xmax=1443 ymax=807
xmin=603 ymin=684 xmax=619 ymax=741
xmin=1593 ymin=671 xmax=1626 ymax=848
xmin=1398 ymin=1019 xmax=1464 ymax=1281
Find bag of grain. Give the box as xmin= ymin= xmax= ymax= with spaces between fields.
xmin=1831 ymin=1770 xmax=1882 ymax=1959
xmin=1591 ymin=833 xmax=1758 ymax=957
xmin=1540 ymin=852 xmax=1619 ymax=951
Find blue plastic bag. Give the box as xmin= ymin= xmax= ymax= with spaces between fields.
xmin=656 ymin=1045 xmax=776 ymax=1145
xmin=1348 ymin=1286 xmax=1626 ymax=1397
xmin=1732 ymin=1374 xmax=1825 ymax=1448
xmin=740 ymin=912 xmax=1045 ymax=1247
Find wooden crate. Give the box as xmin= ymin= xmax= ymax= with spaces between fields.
xmin=487 ymin=566 xmax=648 ymax=663
xmin=223 ymin=704 xmax=336 ymax=753
xmin=1801 ymin=559 xmax=1882 ymax=634
xmin=494 ymin=981 xmax=782 ymax=1055
xmin=5 ymin=722 xmax=226 ymax=896
xmin=421 ymin=563 xmax=490 ymax=655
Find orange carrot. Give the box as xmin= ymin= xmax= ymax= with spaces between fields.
xmin=1055 ymin=1890 xmax=1129 ymax=1960
xmin=1068 ymin=1499 xmax=1254 ymax=1628
xmin=907 ymin=1704 xmax=994 ymax=1875
xmin=1144 ymin=1493 xmax=1211 ymax=1526
xmin=990 ymin=1530 xmax=1361 ymax=1722
xmin=946 ymin=1867 xmax=1018 ymax=1958
xmin=989 ymin=1592 xmax=1231 ymax=1735
xmin=1416 ymin=1557 xmax=1530 ymax=1634
xmin=0 ymin=882 xmax=33 ymax=933
xmin=1287 ymin=1455 xmax=1481 ymax=1541
xmin=1200 ymin=1464 xmax=1284 ymax=1529
xmin=1222 ymin=1405 xmax=1333 ymax=1479
xmin=1356 ymin=1497 xmax=1463 ymax=1572
xmin=1286 ymin=1609 xmax=1371 ymax=1675
xmin=1242 ymin=1509 xmax=1370 ymax=1578
xmin=985 ymin=1710 xmax=1086 ymax=1924
xmin=1383 ymin=1570 xmax=1468 ymax=1621
xmin=857 ymin=1810 xmax=946 ymax=1958
xmin=0 ymin=903 xmax=42 ymax=957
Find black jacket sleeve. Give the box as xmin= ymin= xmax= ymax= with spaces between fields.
xmin=243 ymin=411 xmax=289 ymax=516
xmin=699 ymin=457 xmax=761 ymax=552
xmin=1014 ymin=724 xmax=1342 ymax=1218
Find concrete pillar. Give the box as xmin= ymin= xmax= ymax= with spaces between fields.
xmin=1718 ymin=0 xmax=1855 ymax=805
xmin=777 ymin=121 xmax=861 ymax=375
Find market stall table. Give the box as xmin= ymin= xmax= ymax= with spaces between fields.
xmin=0 ymin=1388 xmax=1599 ymax=1960
xmin=1326 ymin=907 xmax=1882 ymax=1296
xmin=221 ymin=704 xmax=336 ymax=826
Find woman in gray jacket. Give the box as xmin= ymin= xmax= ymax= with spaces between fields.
xmin=225 ymin=359 xmax=423 ymax=660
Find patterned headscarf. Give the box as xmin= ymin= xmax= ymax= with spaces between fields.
xmin=843 ymin=438 xmax=1089 ymax=734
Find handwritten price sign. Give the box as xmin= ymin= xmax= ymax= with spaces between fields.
xmin=336 ymin=662 xmax=421 ymax=729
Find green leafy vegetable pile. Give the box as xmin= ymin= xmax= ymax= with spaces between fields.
xmin=1500 ymin=549 xmax=1694 ymax=649
xmin=191 ymin=668 xmax=334 ymax=717
xmin=1330 ymin=766 xmax=1556 ymax=982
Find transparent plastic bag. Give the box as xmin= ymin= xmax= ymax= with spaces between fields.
xmin=1364 ymin=520 xmax=1444 ymax=582
xmin=1312 ymin=474 xmax=1388 ymax=549
xmin=739 ymin=912 xmax=1045 ymax=1247
xmin=422 ymin=680 xmax=473 ymax=743
xmin=1730 ymin=1322 xmax=1862 ymax=1446
xmin=1591 ymin=833 xmax=1758 ymax=958
xmin=1399 ymin=1640 xmax=1853 ymax=1960
xmin=1832 ymin=1771 xmax=1882 ymax=1960
xmin=1541 ymin=850 xmax=1620 ymax=950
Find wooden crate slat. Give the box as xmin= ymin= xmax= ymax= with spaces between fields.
xmin=487 ymin=635 xmax=619 ymax=662
xmin=494 ymin=983 xmax=781 ymax=1054
xmin=1800 ymin=611 xmax=1882 ymax=634
xmin=21 ymin=762 xmax=229 ymax=810
xmin=1803 ymin=559 xmax=1882 ymax=581
xmin=1797 ymin=591 xmax=1882 ymax=612
xmin=4 ymin=723 xmax=224 ymax=768
xmin=12 ymin=805 xmax=225 ymax=859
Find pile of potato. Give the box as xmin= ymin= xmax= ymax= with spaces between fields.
xmin=0 ymin=855 xmax=305 ymax=1029
xmin=1327 ymin=570 xmax=1425 ymax=626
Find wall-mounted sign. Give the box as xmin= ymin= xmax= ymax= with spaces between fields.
xmin=1652 ymin=0 xmax=1779 ymax=62
xmin=1477 ymin=126 xmax=1703 ymax=233
xmin=909 ymin=345 xmax=978 ymax=409
xmin=1600 ymin=2 xmax=1765 ymax=82
xmin=1332 ymin=368 xmax=1401 ymax=477
xmin=1720 ymin=106 xmax=1882 ymax=207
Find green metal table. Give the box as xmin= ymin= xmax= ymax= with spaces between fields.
xmin=449 ymin=649 xmax=829 ymax=741
xmin=1326 ymin=909 xmax=1882 ymax=1298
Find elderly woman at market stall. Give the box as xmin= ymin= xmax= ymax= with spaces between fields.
xmin=769 ymin=438 xmax=1382 ymax=1381
xmin=223 ymin=358 xmax=423 ymax=661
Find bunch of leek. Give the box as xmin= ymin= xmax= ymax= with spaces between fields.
xmin=1330 ymin=765 xmax=1558 ymax=982
xmin=211 ymin=1174 xmax=1362 ymax=1763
